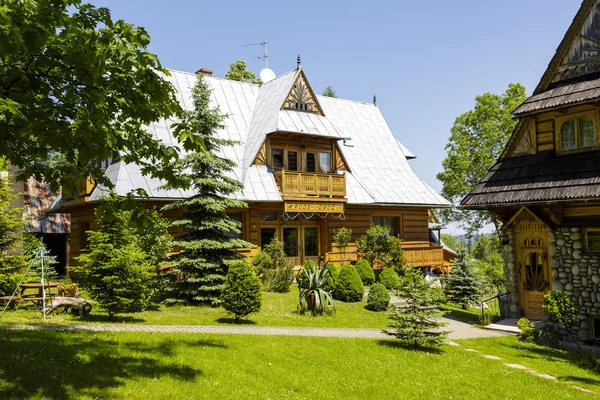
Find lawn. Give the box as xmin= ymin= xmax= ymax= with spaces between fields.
xmin=0 ymin=285 xmax=389 ymax=329
xmin=457 ymin=335 xmax=600 ymax=394
xmin=0 ymin=330 xmax=595 ymax=400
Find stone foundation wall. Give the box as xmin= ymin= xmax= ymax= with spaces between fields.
xmin=549 ymin=227 xmax=600 ymax=341
xmin=501 ymin=229 xmax=520 ymax=318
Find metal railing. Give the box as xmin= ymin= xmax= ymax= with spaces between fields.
xmin=480 ymin=292 xmax=508 ymax=325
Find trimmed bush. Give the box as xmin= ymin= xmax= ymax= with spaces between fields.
xmin=221 ymin=262 xmax=262 ymax=319
xmin=252 ymin=251 xmax=274 ymax=274
xmin=356 ymin=260 xmax=375 ymax=285
xmin=517 ymin=318 xmax=537 ymax=343
xmin=334 ymin=266 xmax=364 ymax=302
xmin=322 ymin=263 xmax=339 ymax=293
xmin=378 ymin=268 xmax=400 ymax=291
xmin=366 ymin=283 xmax=390 ymax=311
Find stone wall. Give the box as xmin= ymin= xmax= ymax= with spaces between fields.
xmin=501 ymin=228 xmax=520 ymax=318
xmin=549 ymin=227 xmax=600 ymax=341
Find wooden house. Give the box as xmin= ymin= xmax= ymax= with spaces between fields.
xmin=462 ymin=0 xmax=600 ymax=341
xmin=57 ymin=62 xmax=452 ymax=272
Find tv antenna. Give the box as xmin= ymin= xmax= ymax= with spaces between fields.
xmin=243 ymin=40 xmax=268 ymax=68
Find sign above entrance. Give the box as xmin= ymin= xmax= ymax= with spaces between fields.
xmin=284 ymin=202 xmax=345 ymax=214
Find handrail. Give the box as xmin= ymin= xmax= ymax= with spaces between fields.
xmin=480 ymin=292 xmax=509 ymax=324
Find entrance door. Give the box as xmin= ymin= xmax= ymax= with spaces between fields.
xmin=519 ymin=250 xmax=549 ymax=320
xmin=283 ymin=227 xmax=301 ymax=266
xmin=303 ymin=226 xmax=319 ymax=265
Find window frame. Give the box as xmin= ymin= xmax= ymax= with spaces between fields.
xmin=585 ymin=229 xmax=600 ymax=252
xmin=371 ymin=216 xmax=400 ymax=237
xmin=555 ymin=110 xmax=599 ymax=154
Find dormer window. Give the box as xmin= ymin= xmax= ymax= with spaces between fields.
xmin=557 ymin=112 xmax=597 ymax=152
xmin=282 ymin=74 xmax=322 ymax=115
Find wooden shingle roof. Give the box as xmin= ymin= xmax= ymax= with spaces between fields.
xmin=461 ymin=150 xmax=600 ymax=208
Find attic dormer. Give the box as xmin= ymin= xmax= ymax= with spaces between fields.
xmin=282 ymin=71 xmax=324 ymax=115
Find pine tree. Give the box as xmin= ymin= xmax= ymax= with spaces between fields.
xmin=445 ymin=248 xmax=482 ymax=309
xmin=386 ymin=269 xmax=448 ymax=348
xmin=163 ymin=73 xmax=251 ymax=306
xmin=0 ymin=167 xmax=24 ymax=294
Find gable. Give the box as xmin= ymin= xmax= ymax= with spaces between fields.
xmin=504 ymin=119 xmax=536 ymax=158
xmin=281 ymin=70 xmax=324 ymax=115
xmin=536 ymin=0 xmax=600 ymax=94
xmin=503 ymin=207 xmax=550 ymax=231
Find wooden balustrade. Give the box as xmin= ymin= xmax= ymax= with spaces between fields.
xmin=274 ymin=170 xmax=346 ymax=198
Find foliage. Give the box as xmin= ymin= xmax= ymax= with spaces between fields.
xmin=378 ymin=268 xmax=400 ymax=291
xmin=73 ymin=209 xmax=157 ymax=319
xmin=322 ymin=86 xmax=337 ymax=98
xmin=0 ymin=170 xmax=23 ymax=294
xmin=517 ymin=318 xmax=538 ymax=343
xmin=366 ymin=283 xmax=390 ymax=311
xmin=471 ymin=234 xmax=505 ymax=293
xmin=386 ymin=269 xmax=448 ymax=348
xmin=162 ymin=74 xmax=251 ymax=306
xmin=221 ymin=261 xmax=262 ymax=319
xmin=321 ymin=263 xmax=339 ymax=293
xmin=262 ymin=236 xmax=285 ymax=269
xmin=334 ymin=266 xmax=364 ymax=302
xmin=22 ymin=232 xmax=59 ymax=280
xmin=356 ymin=225 xmax=405 ymax=270
xmin=543 ymin=290 xmax=580 ymax=344
xmin=355 ymin=259 xmax=375 ymax=285
xmin=57 ymin=282 xmax=80 ymax=297
xmin=225 ymin=60 xmax=261 ymax=84
xmin=298 ymin=261 xmax=335 ymax=315
xmin=440 ymin=233 xmax=466 ymax=253
xmin=445 ymin=248 xmax=482 ymax=308
xmin=333 ymin=227 xmax=352 ymax=264
xmin=0 ymin=0 xmax=200 ymax=194
xmin=261 ymin=264 xmax=294 ymax=293
xmin=437 ymin=83 xmax=527 ymax=235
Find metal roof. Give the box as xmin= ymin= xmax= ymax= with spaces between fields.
xmin=90 ymin=68 xmax=448 ymax=207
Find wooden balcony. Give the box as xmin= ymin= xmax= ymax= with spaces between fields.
xmin=274 ymin=170 xmax=346 ymax=199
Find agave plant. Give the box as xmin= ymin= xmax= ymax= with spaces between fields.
xmin=298 ymin=261 xmax=336 ymax=315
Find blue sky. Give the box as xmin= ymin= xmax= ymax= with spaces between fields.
xmin=93 ymin=0 xmax=580 ymax=233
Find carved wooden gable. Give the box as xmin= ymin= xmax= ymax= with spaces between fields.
xmin=554 ymin=1 xmax=600 ymax=83
xmin=503 ymin=207 xmax=550 ymax=234
xmin=282 ymin=71 xmax=324 ymax=115
xmin=511 ymin=119 xmax=536 ymax=157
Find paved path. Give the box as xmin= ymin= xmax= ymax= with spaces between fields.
xmin=1 ymin=315 xmax=505 ymax=340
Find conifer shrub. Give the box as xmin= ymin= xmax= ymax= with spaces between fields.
xmin=261 ymin=263 xmax=294 ymax=293
xmin=378 ymin=268 xmax=400 ymax=291
xmin=334 ymin=266 xmax=364 ymax=302
xmin=355 ymin=260 xmax=375 ymax=286
xmin=366 ymin=283 xmax=390 ymax=311
xmin=445 ymin=248 xmax=482 ymax=309
xmin=221 ymin=261 xmax=262 ymax=319
xmin=322 ymin=263 xmax=339 ymax=293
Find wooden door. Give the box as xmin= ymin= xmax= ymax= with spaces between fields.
xmin=302 ymin=226 xmax=320 ymax=266
xmin=282 ymin=227 xmax=301 ymax=266
xmin=516 ymin=234 xmax=550 ymax=320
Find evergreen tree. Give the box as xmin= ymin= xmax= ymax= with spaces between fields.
xmin=386 ymin=269 xmax=448 ymax=348
xmin=221 ymin=261 xmax=262 ymax=319
xmin=163 ymin=73 xmax=251 ymax=306
xmin=445 ymin=248 xmax=482 ymax=309
xmin=0 ymin=167 xmax=24 ymax=294
xmin=322 ymin=86 xmax=337 ymax=98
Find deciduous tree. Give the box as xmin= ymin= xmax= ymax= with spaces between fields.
xmin=437 ymin=84 xmax=527 ymax=235
xmin=225 ymin=60 xmax=261 ymax=84
xmin=321 ymin=86 xmax=337 ymax=98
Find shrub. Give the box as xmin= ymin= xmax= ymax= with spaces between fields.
xmin=517 ymin=318 xmax=537 ymax=343
xmin=366 ymin=283 xmax=390 ymax=311
xmin=386 ymin=269 xmax=448 ymax=348
xmin=262 ymin=236 xmax=285 ymax=269
xmin=298 ymin=261 xmax=335 ymax=315
xmin=261 ymin=264 xmax=294 ymax=293
xmin=356 ymin=225 xmax=405 ymax=270
xmin=333 ymin=227 xmax=352 ymax=265
xmin=356 ymin=260 xmax=375 ymax=285
xmin=543 ymin=290 xmax=580 ymax=346
xmin=221 ymin=261 xmax=262 ymax=319
xmin=378 ymin=268 xmax=400 ymax=291
xmin=322 ymin=263 xmax=339 ymax=293
xmin=334 ymin=266 xmax=364 ymax=302
xmin=445 ymin=248 xmax=482 ymax=309
xmin=252 ymin=251 xmax=273 ymax=274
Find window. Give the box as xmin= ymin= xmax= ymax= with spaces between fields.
xmin=319 ymin=152 xmax=332 ymax=173
xmin=272 ymin=148 xmax=284 ymax=170
xmin=524 ymin=252 xmax=547 ymax=291
xmin=306 ymin=152 xmax=317 ymax=172
xmin=373 ymin=217 xmax=398 ymax=236
xmin=586 ymin=230 xmax=600 ymax=252
xmin=226 ymin=212 xmax=242 ymax=239
xmin=260 ymin=227 xmax=277 ymax=247
xmin=559 ymin=116 xmax=596 ymax=151
xmin=260 ymin=212 xmax=278 ymax=221
xmin=79 ymin=221 xmax=91 ymax=250
xmin=288 ymin=151 xmax=298 ymax=171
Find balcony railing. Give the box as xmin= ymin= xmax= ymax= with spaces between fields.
xmin=274 ymin=170 xmax=346 ymax=198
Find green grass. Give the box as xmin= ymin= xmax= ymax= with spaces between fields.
xmin=441 ymin=303 xmax=482 ymax=324
xmin=457 ymin=335 xmax=600 ymax=394
xmin=0 ymin=330 xmax=595 ymax=399
xmin=0 ymin=285 xmax=389 ymax=329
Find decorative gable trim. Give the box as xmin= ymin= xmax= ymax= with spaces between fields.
xmin=505 ymin=118 xmax=536 ymax=158
xmin=503 ymin=206 xmax=551 ymax=231
xmin=281 ymin=69 xmax=324 ymax=116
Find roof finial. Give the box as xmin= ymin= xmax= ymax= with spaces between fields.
xmin=297 ymin=54 xmax=301 ymax=69
xmin=373 ymin=95 xmax=377 ymax=106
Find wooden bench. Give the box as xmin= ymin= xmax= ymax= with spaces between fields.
xmin=0 ymin=295 xmax=21 ymax=310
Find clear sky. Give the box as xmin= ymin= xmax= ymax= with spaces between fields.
xmin=92 ymin=0 xmax=580 ymax=233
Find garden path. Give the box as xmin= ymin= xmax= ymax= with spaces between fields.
xmin=2 ymin=315 xmax=505 ymax=340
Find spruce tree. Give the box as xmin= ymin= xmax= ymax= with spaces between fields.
xmin=386 ymin=269 xmax=448 ymax=348
xmin=445 ymin=248 xmax=482 ymax=309
xmin=0 ymin=167 xmax=24 ymax=294
xmin=163 ymin=73 xmax=251 ymax=306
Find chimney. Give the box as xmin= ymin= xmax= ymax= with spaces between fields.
xmin=195 ymin=68 xmax=213 ymax=76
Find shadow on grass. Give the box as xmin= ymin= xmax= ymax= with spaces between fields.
xmin=376 ymin=339 xmax=445 ymax=354
xmin=0 ymin=329 xmax=222 ymax=399
xmin=216 ymin=317 xmax=257 ymax=325
xmin=441 ymin=306 xmax=480 ymax=325
xmin=82 ymin=313 xmax=146 ymax=323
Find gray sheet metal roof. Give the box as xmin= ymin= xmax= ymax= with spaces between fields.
xmin=461 ymin=150 xmax=600 ymax=207
xmin=90 ymin=68 xmax=448 ymax=207
xmin=513 ymin=77 xmax=600 ymax=117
